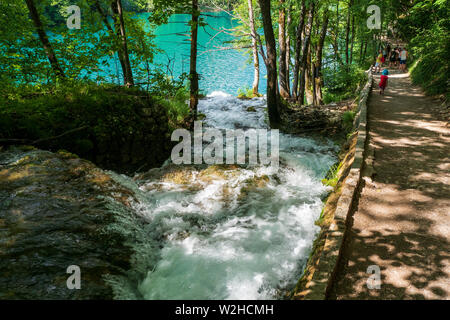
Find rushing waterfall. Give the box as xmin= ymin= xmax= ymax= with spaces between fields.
xmin=107 ymin=92 xmax=338 ymax=300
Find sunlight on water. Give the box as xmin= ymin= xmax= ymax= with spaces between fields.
xmin=52 ymin=12 xmax=264 ymax=95
xmin=141 ymin=12 xmax=267 ymax=95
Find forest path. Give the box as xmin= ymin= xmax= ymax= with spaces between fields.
xmin=330 ymin=68 xmax=450 ymax=299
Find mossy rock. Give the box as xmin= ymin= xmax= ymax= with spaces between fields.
xmin=0 ymin=148 xmax=134 ymax=299
xmin=162 ymin=169 xmax=194 ymax=185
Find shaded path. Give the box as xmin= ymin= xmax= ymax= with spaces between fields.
xmin=330 ymin=69 xmax=450 ymax=299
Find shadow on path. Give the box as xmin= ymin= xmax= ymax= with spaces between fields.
xmin=330 ymin=69 xmax=450 ymax=299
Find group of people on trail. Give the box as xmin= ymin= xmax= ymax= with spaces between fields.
xmin=375 ymin=44 xmax=408 ymax=73
xmin=374 ymin=43 xmax=409 ymax=95
xmin=389 ymin=45 xmax=409 ymax=71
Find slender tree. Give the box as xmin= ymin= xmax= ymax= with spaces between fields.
xmin=189 ymin=0 xmax=200 ymax=125
xmin=305 ymin=44 xmax=314 ymax=105
xmin=313 ymin=11 xmax=329 ymax=105
xmin=345 ymin=0 xmax=352 ymax=65
xmin=111 ymin=0 xmax=134 ymax=87
xmin=350 ymin=14 xmax=355 ymax=64
xmin=292 ymin=0 xmax=306 ymax=99
xmin=258 ymin=0 xmax=280 ymax=126
xmin=285 ymin=5 xmax=292 ymax=95
xmin=248 ymin=0 xmax=260 ymax=95
xmin=297 ymin=1 xmax=314 ymax=104
xmin=94 ymin=0 xmax=127 ymax=85
xmin=331 ymin=1 xmax=343 ymax=67
xmin=24 ymin=0 xmax=65 ymax=78
xmin=278 ymin=0 xmax=289 ymax=99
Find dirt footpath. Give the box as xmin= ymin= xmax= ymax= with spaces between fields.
xmin=330 ymin=69 xmax=450 ymax=299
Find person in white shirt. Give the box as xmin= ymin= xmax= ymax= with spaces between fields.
xmin=400 ymin=48 xmax=408 ymax=72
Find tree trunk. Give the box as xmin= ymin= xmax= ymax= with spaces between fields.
xmin=189 ymin=0 xmax=200 ymax=125
xmin=95 ymin=0 xmax=127 ymax=86
xmin=248 ymin=0 xmax=260 ymax=96
xmin=345 ymin=1 xmax=352 ymax=65
xmin=359 ymin=41 xmax=364 ymax=63
xmin=278 ymin=0 xmax=289 ymax=99
xmin=111 ymin=0 xmax=134 ymax=87
xmin=258 ymin=0 xmax=280 ymax=126
xmin=297 ymin=1 xmax=314 ymax=104
xmin=334 ymin=1 xmax=340 ymax=67
xmin=24 ymin=0 xmax=65 ymax=78
xmin=313 ymin=13 xmax=329 ymax=105
xmin=292 ymin=0 xmax=306 ymax=99
xmin=285 ymin=6 xmax=292 ymax=96
xmin=305 ymin=46 xmax=314 ymax=105
xmin=350 ymin=15 xmax=355 ymax=64
xmin=363 ymin=40 xmax=367 ymax=62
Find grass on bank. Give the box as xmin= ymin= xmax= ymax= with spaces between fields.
xmin=237 ymin=86 xmax=263 ymax=99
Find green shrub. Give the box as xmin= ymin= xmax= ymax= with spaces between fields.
xmin=409 ymin=22 xmax=450 ymax=98
xmin=237 ymin=86 xmax=261 ymax=99
xmin=0 ymin=81 xmax=172 ymax=172
xmin=159 ymin=86 xmax=190 ymax=130
xmin=342 ymin=111 xmax=356 ymax=133
xmin=321 ymin=162 xmax=342 ymax=188
xmin=323 ymin=65 xmax=366 ymax=104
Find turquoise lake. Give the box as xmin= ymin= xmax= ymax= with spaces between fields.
xmin=151 ymin=12 xmax=267 ymax=95
xmin=107 ymin=12 xmax=268 ymax=95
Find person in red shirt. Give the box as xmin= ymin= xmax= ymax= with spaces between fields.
xmin=379 ymin=69 xmax=389 ymax=95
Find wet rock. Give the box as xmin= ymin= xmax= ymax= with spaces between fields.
xmin=0 ymin=146 xmax=135 ymax=299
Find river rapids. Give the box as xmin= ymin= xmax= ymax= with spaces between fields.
xmin=105 ymin=92 xmax=338 ymax=300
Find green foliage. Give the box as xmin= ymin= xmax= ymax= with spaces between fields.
xmin=409 ymin=22 xmax=449 ymax=97
xmin=237 ymin=86 xmax=256 ymax=99
xmin=0 ymin=81 xmax=171 ymax=168
xmin=231 ymin=0 xmax=262 ymax=55
xmin=323 ymin=65 xmax=366 ymax=104
xmin=395 ymin=0 xmax=449 ymax=42
xmin=159 ymin=86 xmax=191 ymax=130
xmin=342 ymin=111 xmax=356 ymax=133
xmin=321 ymin=162 xmax=342 ymax=188
xmin=388 ymin=0 xmax=449 ymax=97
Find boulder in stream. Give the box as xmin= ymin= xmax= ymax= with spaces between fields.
xmin=0 ymin=146 xmax=135 ymax=299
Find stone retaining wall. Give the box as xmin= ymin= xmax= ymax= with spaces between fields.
xmin=292 ymin=68 xmax=374 ymax=300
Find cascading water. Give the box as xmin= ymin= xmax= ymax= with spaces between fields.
xmin=107 ymin=92 xmax=338 ymax=300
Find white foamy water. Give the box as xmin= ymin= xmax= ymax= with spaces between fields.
xmin=108 ymin=92 xmax=337 ymax=300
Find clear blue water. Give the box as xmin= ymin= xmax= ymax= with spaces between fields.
xmin=149 ymin=12 xmax=267 ymax=95
xmin=99 ymin=12 xmax=266 ymax=95
xmin=31 ymin=12 xmax=265 ymax=94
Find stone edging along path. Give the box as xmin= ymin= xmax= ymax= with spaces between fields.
xmin=291 ymin=68 xmax=374 ymax=300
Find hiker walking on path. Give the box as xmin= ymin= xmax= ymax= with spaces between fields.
xmin=389 ymin=48 xmax=398 ymax=68
xmin=379 ymin=69 xmax=389 ymax=95
xmin=400 ymin=47 xmax=408 ymax=72
xmin=375 ymin=50 xmax=383 ymax=73
xmin=395 ymin=47 xmax=401 ymax=68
